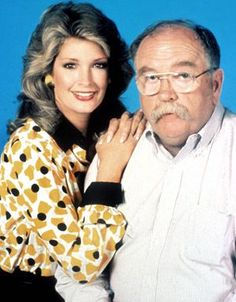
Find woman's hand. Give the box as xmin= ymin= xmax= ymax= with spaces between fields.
xmin=95 ymin=110 xmax=146 ymax=183
xmin=105 ymin=109 xmax=146 ymax=143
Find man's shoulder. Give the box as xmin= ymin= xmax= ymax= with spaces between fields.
xmin=224 ymin=108 xmax=236 ymax=124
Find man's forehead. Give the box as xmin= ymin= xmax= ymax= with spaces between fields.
xmin=137 ymin=27 xmax=201 ymax=52
xmin=147 ymin=25 xmax=200 ymax=43
xmin=134 ymin=28 xmax=206 ymax=70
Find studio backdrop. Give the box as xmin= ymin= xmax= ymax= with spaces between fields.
xmin=1 ymin=0 xmax=236 ymax=151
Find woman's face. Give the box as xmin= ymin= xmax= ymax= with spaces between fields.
xmin=51 ymin=37 xmax=109 ymax=129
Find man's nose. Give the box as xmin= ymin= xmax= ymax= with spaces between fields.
xmin=157 ymin=78 xmax=178 ymax=102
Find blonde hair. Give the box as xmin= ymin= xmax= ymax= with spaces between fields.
xmin=9 ymin=2 xmax=133 ymax=137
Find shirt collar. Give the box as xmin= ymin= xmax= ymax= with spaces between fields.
xmin=197 ymin=102 xmax=225 ymax=149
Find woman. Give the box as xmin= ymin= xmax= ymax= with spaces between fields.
xmin=0 ymin=2 xmax=145 ymax=301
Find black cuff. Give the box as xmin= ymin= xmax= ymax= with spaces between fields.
xmin=80 ymin=182 xmax=123 ymax=207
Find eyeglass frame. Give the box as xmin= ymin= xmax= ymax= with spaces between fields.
xmin=135 ymin=67 xmax=218 ymax=96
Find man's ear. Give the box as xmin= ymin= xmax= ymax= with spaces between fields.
xmin=212 ymin=68 xmax=224 ymax=105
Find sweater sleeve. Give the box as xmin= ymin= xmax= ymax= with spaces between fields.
xmin=81 ymin=182 xmax=123 ymax=207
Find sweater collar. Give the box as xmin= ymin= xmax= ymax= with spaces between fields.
xmin=52 ymin=116 xmax=88 ymax=152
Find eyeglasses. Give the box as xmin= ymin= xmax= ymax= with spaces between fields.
xmin=136 ymin=67 xmax=218 ymax=96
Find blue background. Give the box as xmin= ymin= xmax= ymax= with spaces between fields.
xmin=1 ymin=0 xmax=236 ymax=152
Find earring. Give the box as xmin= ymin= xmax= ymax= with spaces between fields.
xmin=44 ymin=74 xmax=54 ymax=86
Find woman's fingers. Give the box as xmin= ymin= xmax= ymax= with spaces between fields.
xmin=133 ymin=111 xmax=147 ymax=140
xmin=118 ymin=112 xmax=132 ymax=143
xmin=101 ymin=109 xmax=146 ymax=144
xmin=105 ymin=118 xmax=120 ymax=143
xmin=130 ymin=109 xmax=146 ymax=138
xmin=104 ymin=111 xmax=132 ymax=144
xmin=120 ymin=109 xmax=146 ymax=142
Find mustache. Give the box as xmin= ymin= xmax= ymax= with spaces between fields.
xmin=151 ymin=103 xmax=190 ymax=123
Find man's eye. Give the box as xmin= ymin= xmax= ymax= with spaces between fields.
xmin=63 ymin=63 xmax=76 ymax=69
xmin=176 ymin=72 xmax=192 ymax=80
xmin=145 ymin=74 xmax=159 ymax=82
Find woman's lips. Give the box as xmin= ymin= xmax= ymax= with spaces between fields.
xmin=73 ymin=91 xmax=96 ymax=101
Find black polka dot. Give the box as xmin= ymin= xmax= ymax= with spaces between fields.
xmin=62 ymin=186 xmax=67 ymax=194
xmin=33 ymin=126 xmax=41 ymax=132
xmin=31 ymin=184 xmax=39 ymax=192
xmin=79 ymin=280 xmax=88 ymax=284
xmin=6 ymin=211 xmax=11 ymax=220
xmin=72 ymin=266 xmax=80 ymax=272
xmin=93 ymin=251 xmax=99 ymax=259
xmin=11 ymin=188 xmax=19 ymax=196
xmin=16 ymin=236 xmax=23 ymax=244
xmin=28 ymin=258 xmax=35 ymax=266
xmin=97 ymin=218 xmax=106 ymax=224
xmin=57 ymin=223 xmax=67 ymax=231
xmin=58 ymin=201 xmax=66 ymax=208
xmin=62 ymin=166 xmax=67 ymax=173
xmin=27 ymin=209 xmax=32 ymax=218
xmin=40 ymin=166 xmax=49 ymax=174
xmin=3 ymin=154 xmax=9 ymax=162
xmin=6 ymin=248 xmax=11 ymax=254
xmin=37 ymin=213 xmax=46 ymax=221
xmin=0 ymin=236 xmax=5 ymax=240
xmin=69 ymin=162 xmax=74 ymax=168
xmin=49 ymin=256 xmax=55 ymax=262
xmin=74 ymin=237 xmax=81 ymax=245
xmin=52 ymin=157 xmax=56 ymax=165
xmin=49 ymin=239 xmax=58 ymax=246
xmin=19 ymin=153 xmax=27 ymax=162
xmin=36 ymin=147 xmax=42 ymax=152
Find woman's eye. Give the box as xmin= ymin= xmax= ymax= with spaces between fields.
xmin=63 ymin=63 xmax=76 ymax=69
xmin=94 ymin=62 xmax=108 ymax=69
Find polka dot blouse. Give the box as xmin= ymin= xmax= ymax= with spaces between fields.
xmin=0 ymin=118 xmax=126 ymax=283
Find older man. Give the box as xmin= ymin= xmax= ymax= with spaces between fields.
xmin=56 ymin=19 xmax=236 ymax=302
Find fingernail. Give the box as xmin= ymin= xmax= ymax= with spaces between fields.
xmin=106 ymin=134 xmax=112 ymax=143
xmin=120 ymin=136 xmax=126 ymax=143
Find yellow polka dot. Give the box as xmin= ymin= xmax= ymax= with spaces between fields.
xmin=38 ymin=177 xmax=51 ymax=188
xmin=24 ymin=165 xmax=34 ymax=180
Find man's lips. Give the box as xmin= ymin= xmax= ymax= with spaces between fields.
xmin=159 ymin=113 xmax=180 ymax=120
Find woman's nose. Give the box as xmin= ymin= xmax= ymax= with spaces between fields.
xmin=76 ymin=68 xmax=92 ymax=85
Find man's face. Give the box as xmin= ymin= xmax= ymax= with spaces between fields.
xmin=134 ymin=27 xmax=223 ymax=155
